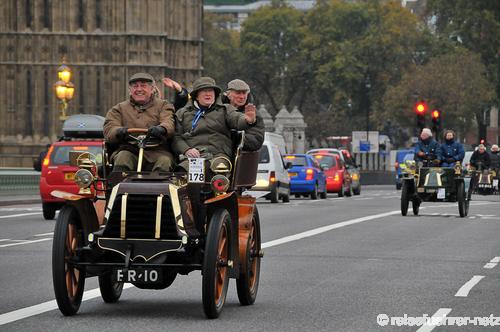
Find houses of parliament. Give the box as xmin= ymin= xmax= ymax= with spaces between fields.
xmin=0 ymin=0 xmax=203 ymax=167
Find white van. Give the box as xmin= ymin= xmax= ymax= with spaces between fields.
xmin=251 ymin=133 xmax=290 ymax=203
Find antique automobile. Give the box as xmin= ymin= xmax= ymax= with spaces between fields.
xmin=470 ymin=162 xmax=497 ymax=195
xmin=400 ymin=157 xmax=471 ymax=217
xmin=51 ymin=128 xmax=262 ymax=319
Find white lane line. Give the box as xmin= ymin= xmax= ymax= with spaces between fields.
xmin=0 ymin=284 xmax=135 ymax=326
xmin=0 ymin=238 xmax=52 ymax=248
xmin=34 ymin=232 xmax=53 ymax=237
xmin=455 ymin=275 xmax=484 ymax=297
xmin=0 ymin=239 xmax=11 ymax=242
xmin=416 ymin=308 xmax=452 ymax=332
xmin=483 ymin=257 xmax=500 ymax=269
xmin=353 ymin=197 xmax=373 ymax=201
xmin=262 ymin=210 xmax=399 ymax=249
xmin=0 ymin=209 xmax=401 ymax=325
xmin=0 ymin=212 xmax=41 ymax=219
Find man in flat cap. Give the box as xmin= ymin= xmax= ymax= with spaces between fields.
xmin=414 ymin=128 xmax=441 ymax=164
xmin=173 ymin=76 xmax=256 ymax=170
xmin=103 ymin=72 xmax=175 ymax=172
xmin=222 ymin=79 xmax=264 ymax=151
xmin=470 ymin=143 xmax=491 ymax=170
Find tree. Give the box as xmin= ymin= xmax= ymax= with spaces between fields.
xmin=383 ymin=48 xmax=496 ymax=140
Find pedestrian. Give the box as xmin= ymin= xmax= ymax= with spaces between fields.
xmin=172 ymin=76 xmax=256 ymax=171
xmin=414 ymin=128 xmax=441 ymax=164
xmin=439 ymin=130 xmax=465 ymax=167
xmin=222 ymin=79 xmax=264 ymax=151
xmin=103 ymin=72 xmax=175 ymax=172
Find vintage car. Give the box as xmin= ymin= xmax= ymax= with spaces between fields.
xmin=469 ymin=162 xmax=498 ymax=195
xmin=400 ymin=157 xmax=472 ymax=217
xmin=51 ymin=129 xmax=262 ymax=319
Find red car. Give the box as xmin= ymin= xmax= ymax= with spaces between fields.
xmin=39 ymin=139 xmax=104 ymax=219
xmin=311 ymin=153 xmax=352 ymax=197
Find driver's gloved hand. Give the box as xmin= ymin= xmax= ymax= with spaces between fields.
xmin=446 ymin=158 xmax=455 ymax=164
xmin=147 ymin=125 xmax=167 ymax=138
xmin=116 ymin=127 xmax=128 ymax=142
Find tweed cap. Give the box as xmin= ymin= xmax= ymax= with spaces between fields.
xmin=129 ymin=72 xmax=154 ymax=84
xmin=227 ymin=79 xmax=250 ymax=92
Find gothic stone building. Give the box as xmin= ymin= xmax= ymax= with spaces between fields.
xmin=0 ymin=0 xmax=203 ymax=167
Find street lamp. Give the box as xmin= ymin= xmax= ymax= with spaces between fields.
xmin=365 ymin=75 xmax=371 ymax=148
xmin=54 ymin=63 xmax=75 ymax=121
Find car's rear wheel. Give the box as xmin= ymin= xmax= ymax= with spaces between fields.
xmin=98 ymin=273 xmax=124 ymax=303
xmin=202 ymin=209 xmax=231 ymax=319
xmin=353 ymin=185 xmax=361 ymax=195
xmin=457 ymin=181 xmax=469 ymax=217
xmin=412 ymin=200 xmax=420 ymax=216
xmin=401 ymin=182 xmax=409 ymax=216
xmin=270 ymin=185 xmax=279 ymax=203
xmin=344 ymin=185 xmax=352 ymax=197
xmin=310 ymin=184 xmax=318 ymax=200
xmin=43 ymin=203 xmax=56 ymax=220
xmin=52 ymin=205 xmax=85 ymax=316
xmin=338 ymin=184 xmax=344 ymax=197
xmin=237 ymin=207 xmax=261 ymax=305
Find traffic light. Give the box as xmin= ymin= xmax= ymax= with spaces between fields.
xmin=415 ymin=101 xmax=427 ymax=129
xmin=431 ymin=109 xmax=441 ymax=134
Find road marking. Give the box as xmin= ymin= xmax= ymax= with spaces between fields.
xmin=416 ymin=308 xmax=452 ymax=332
xmin=455 ymin=275 xmax=484 ymax=297
xmin=483 ymin=257 xmax=500 ymax=269
xmin=0 ymin=207 xmax=42 ymax=212
xmin=0 ymin=238 xmax=52 ymax=248
xmin=34 ymin=232 xmax=53 ymax=237
xmin=0 ymin=212 xmax=41 ymax=219
xmin=353 ymin=197 xmax=373 ymax=201
xmin=262 ymin=210 xmax=399 ymax=249
xmin=0 ymin=284 xmax=134 ymax=326
xmin=0 ymin=209 xmax=401 ymax=325
xmin=0 ymin=239 xmax=11 ymax=242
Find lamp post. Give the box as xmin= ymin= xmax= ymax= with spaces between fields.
xmin=54 ymin=63 xmax=75 ymax=121
xmin=365 ymin=75 xmax=371 ymax=149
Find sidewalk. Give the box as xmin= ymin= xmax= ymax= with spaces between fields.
xmin=0 ymin=189 xmax=40 ymax=206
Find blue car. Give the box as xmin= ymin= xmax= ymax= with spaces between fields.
xmin=395 ymin=149 xmax=415 ymax=190
xmin=284 ymin=154 xmax=327 ymax=199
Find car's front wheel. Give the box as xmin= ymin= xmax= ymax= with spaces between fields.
xmin=98 ymin=273 xmax=124 ymax=303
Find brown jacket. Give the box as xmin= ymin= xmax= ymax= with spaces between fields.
xmin=173 ymin=99 xmax=249 ymax=159
xmin=103 ymin=97 xmax=175 ymax=162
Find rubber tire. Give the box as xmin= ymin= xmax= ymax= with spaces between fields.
xmin=396 ymin=182 xmax=402 ymax=190
xmin=353 ymin=186 xmax=361 ymax=195
xmin=52 ymin=205 xmax=86 ymax=316
xmin=270 ymin=185 xmax=279 ymax=203
xmin=294 ymin=194 xmax=300 ymax=198
xmin=320 ymin=188 xmax=327 ymax=199
xmin=457 ymin=181 xmax=469 ymax=217
xmin=43 ymin=203 xmax=56 ymax=220
xmin=98 ymin=273 xmax=124 ymax=303
xmin=236 ymin=207 xmax=261 ymax=305
xmin=345 ymin=186 xmax=352 ymax=197
xmin=412 ymin=200 xmax=420 ymax=216
xmin=282 ymin=188 xmax=290 ymax=203
xmin=401 ymin=182 xmax=409 ymax=216
xmin=310 ymin=184 xmax=318 ymax=200
xmin=202 ymin=209 xmax=231 ymax=319
xmin=338 ymin=184 xmax=344 ymax=198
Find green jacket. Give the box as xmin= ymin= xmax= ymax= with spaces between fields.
xmin=173 ymin=99 xmax=249 ymax=158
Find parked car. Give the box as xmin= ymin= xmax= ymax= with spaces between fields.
xmin=252 ymin=134 xmax=290 ymax=203
xmin=284 ymin=154 xmax=327 ymax=199
xmin=39 ymin=114 xmax=105 ymax=220
xmin=395 ymin=149 xmax=415 ymax=190
xmin=310 ymin=152 xmax=351 ymax=197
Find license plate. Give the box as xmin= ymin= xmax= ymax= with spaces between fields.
xmin=115 ymin=268 xmax=162 ymax=283
xmin=437 ymin=188 xmax=446 ymax=199
xmin=494 ymin=179 xmax=499 ymax=187
xmin=64 ymin=173 xmax=75 ymax=180
xmin=289 ymin=172 xmax=298 ymax=177
xmin=188 ymin=158 xmax=205 ymax=183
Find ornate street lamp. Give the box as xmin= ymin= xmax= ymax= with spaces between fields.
xmin=54 ymin=63 xmax=75 ymax=121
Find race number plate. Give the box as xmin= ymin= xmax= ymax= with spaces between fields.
xmin=115 ymin=268 xmax=162 ymax=283
xmin=493 ymin=179 xmax=499 ymax=187
xmin=437 ymin=188 xmax=446 ymax=199
xmin=188 ymin=158 xmax=205 ymax=183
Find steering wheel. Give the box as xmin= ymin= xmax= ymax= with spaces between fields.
xmin=126 ymin=128 xmax=161 ymax=148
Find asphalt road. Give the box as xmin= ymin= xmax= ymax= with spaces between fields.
xmin=1 ymin=186 xmax=500 ymax=331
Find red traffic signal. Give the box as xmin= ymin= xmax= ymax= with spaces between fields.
xmin=415 ymin=101 xmax=427 ymax=115
xmin=431 ymin=109 xmax=440 ymax=119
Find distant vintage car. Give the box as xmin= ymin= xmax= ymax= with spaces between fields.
xmin=394 ymin=149 xmax=414 ymax=190
xmin=39 ymin=114 xmax=105 ymax=220
xmin=51 ymin=129 xmax=262 ymax=319
xmin=284 ymin=154 xmax=327 ymax=199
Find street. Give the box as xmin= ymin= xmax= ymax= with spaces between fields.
xmin=1 ymin=186 xmax=500 ymax=331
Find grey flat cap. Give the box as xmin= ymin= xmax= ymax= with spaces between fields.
xmin=227 ymin=79 xmax=250 ymax=92
xmin=129 ymin=72 xmax=154 ymax=84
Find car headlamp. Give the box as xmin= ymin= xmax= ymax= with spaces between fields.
xmin=211 ymin=175 xmax=230 ymax=194
xmin=405 ymin=160 xmax=416 ymax=172
xmin=454 ymin=163 xmax=463 ymax=175
xmin=74 ymin=169 xmax=94 ymax=189
xmin=210 ymin=156 xmax=232 ymax=174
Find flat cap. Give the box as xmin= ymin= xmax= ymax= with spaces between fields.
xmin=129 ymin=72 xmax=154 ymax=84
xmin=227 ymin=79 xmax=250 ymax=92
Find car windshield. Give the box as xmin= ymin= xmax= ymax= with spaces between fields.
xmin=312 ymin=155 xmax=336 ymax=168
xmin=259 ymin=145 xmax=270 ymax=163
xmin=403 ymin=153 xmax=414 ymax=162
xmin=51 ymin=145 xmax=103 ymax=165
xmin=284 ymin=156 xmax=307 ymax=166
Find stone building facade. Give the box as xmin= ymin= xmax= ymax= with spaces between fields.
xmin=0 ymin=0 xmax=203 ymax=167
